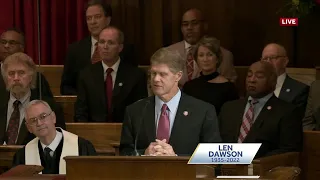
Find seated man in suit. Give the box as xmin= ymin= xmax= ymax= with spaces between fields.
xmin=0 ymin=28 xmax=53 ymax=97
xmin=0 ymin=53 xmax=65 ymax=145
xmin=120 ymin=48 xmax=221 ymax=156
xmin=219 ymin=61 xmax=302 ymax=158
xmin=167 ymin=8 xmax=237 ymax=86
xmin=61 ymin=0 xmax=135 ymax=95
xmin=261 ymin=43 xmax=309 ymax=118
xmin=74 ymin=26 xmax=148 ymax=122
xmin=303 ymin=80 xmax=320 ymax=130
xmin=13 ymin=100 xmax=96 ymax=174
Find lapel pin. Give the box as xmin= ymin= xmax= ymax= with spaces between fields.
xmin=267 ymin=106 xmax=272 ymax=110
xmin=183 ymin=111 xmax=188 ymax=116
xmin=118 ymin=82 xmax=123 ymax=87
xmin=286 ymin=89 xmax=290 ymax=92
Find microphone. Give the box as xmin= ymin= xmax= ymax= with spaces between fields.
xmin=133 ymin=99 xmax=150 ymax=156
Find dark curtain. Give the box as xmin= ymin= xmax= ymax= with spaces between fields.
xmin=0 ymin=0 xmax=89 ymax=65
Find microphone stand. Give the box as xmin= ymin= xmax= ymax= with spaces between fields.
xmin=36 ymin=0 xmax=42 ymax=100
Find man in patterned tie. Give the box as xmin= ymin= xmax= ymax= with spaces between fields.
xmin=0 ymin=53 xmax=65 ymax=145
xmin=167 ymin=8 xmax=237 ymax=86
xmin=219 ymin=61 xmax=302 ymax=158
xmin=120 ymin=48 xmax=221 ymax=156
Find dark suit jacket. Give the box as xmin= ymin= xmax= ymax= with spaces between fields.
xmin=0 ymin=91 xmax=66 ymax=145
xmin=0 ymin=71 xmax=53 ymax=99
xmin=120 ymin=93 xmax=222 ymax=156
xmin=74 ymin=61 xmax=148 ymax=122
xmin=219 ymin=95 xmax=302 ymax=158
xmin=279 ymin=75 xmax=309 ymax=119
xmin=60 ymin=36 xmax=136 ymax=95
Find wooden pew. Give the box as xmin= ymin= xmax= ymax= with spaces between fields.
xmin=54 ymin=96 xmax=76 ymax=122
xmin=36 ymin=65 xmax=64 ymax=96
xmin=300 ymin=131 xmax=320 ymax=180
xmin=0 ymin=145 xmax=23 ymax=174
xmin=65 ymin=123 xmax=122 ymax=156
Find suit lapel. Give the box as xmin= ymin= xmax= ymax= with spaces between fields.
xmin=93 ymin=62 xmax=107 ymax=109
xmin=83 ymin=36 xmax=92 ymax=63
xmin=143 ymin=97 xmax=156 ymax=142
xmin=245 ymin=96 xmax=276 ymax=142
xmin=169 ymin=93 xmax=187 ymax=144
xmin=179 ymin=41 xmax=187 ymax=60
xmin=232 ymin=99 xmax=248 ymax=142
xmin=112 ymin=62 xmax=126 ymax=109
xmin=279 ymin=76 xmax=293 ymax=102
xmin=0 ymin=93 xmax=9 ymax=143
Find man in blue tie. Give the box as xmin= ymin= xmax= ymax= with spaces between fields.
xmin=120 ymin=48 xmax=221 ymax=156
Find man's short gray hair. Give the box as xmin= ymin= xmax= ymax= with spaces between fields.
xmin=1 ymin=52 xmax=37 ymax=89
xmin=24 ymin=100 xmax=53 ymax=119
xmin=150 ymin=48 xmax=184 ymax=73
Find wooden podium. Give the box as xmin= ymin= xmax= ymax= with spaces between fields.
xmin=64 ymin=156 xmax=216 ymax=180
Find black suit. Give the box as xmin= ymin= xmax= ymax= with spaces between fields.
xmin=0 ymin=90 xmax=66 ymax=145
xmin=0 ymin=71 xmax=53 ymax=99
xmin=75 ymin=61 xmax=148 ymax=122
xmin=278 ymin=75 xmax=309 ymax=119
xmin=60 ymin=36 xmax=136 ymax=95
xmin=120 ymin=93 xmax=222 ymax=156
xmin=219 ymin=95 xmax=302 ymax=158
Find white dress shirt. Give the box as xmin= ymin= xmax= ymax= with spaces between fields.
xmin=91 ymin=37 xmax=98 ymax=58
xmin=40 ymin=130 xmax=63 ymax=157
xmin=274 ymin=73 xmax=287 ymax=97
xmin=101 ymin=58 xmax=121 ymax=89
xmin=6 ymin=90 xmax=31 ymax=134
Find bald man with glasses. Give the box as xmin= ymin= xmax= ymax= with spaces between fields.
xmin=261 ymin=43 xmax=309 ymax=119
xmin=13 ymin=100 xmax=96 ymax=174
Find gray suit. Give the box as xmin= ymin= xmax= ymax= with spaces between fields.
xmin=303 ymin=80 xmax=320 ymax=130
xmin=167 ymin=41 xmax=237 ymax=86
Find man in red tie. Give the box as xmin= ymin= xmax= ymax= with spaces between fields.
xmin=219 ymin=61 xmax=302 ymax=158
xmin=74 ymin=26 xmax=148 ymax=123
xmin=167 ymin=8 xmax=237 ymax=86
xmin=60 ymin=0 xmax=136 ymax=95
xmin=120 ymin=48 xmax=221 ymax=156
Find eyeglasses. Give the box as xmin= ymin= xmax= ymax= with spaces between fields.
xmin=0 ymin=39 xmax=21 ymax=47
xmin=26 ymin=111 xmax=52 ymax=126
xmin=261 ymin=56 xmax=286 ymax=61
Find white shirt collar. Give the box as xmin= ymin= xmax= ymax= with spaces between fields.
xmin=9 ymin=90 xmax=31 ymax=105
xmin=91 ymin=36 xmax=98 ymax=46
xmin=277 ymin=73 xmax=287 ymax=87
xmin=101 ymin=58 xmax=121 ymax=74
xmin=155 ymin=90 xmax=181 ymax=114
xmin=184 ymin=40 xmax=192 ymax=50
xmin=40 ymin=130 xmax=63 ymax=154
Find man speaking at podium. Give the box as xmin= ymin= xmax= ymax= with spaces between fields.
xmin=120 ymin=48 xmax=221 ymax=156
xmin=13 ymin=100 xmax=96 ymax=174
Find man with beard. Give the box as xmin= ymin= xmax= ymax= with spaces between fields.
xmin=0 ymin=28 xmax=53 ymax=98
xmin=167 ymin=8 xmax=237 ymax=86
xmin=0 ymin=53 xmax=65 ymax=145
xmin=219 ymin=61 xmax=302 ymax=158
